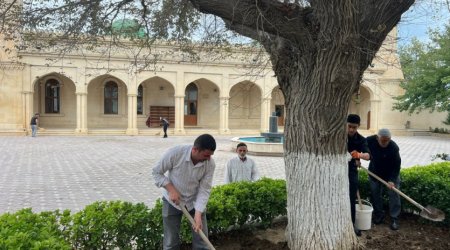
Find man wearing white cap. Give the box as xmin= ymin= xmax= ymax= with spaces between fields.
xmin=366 ymin=128 xmax=402 ymax=230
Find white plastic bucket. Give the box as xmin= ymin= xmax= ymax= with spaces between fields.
xmin=355 ymin=200 xmax=373 ymax=230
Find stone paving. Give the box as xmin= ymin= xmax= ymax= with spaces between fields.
xmin=0 ymin=135 xmax=448 ymax=214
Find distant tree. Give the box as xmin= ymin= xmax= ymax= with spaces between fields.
xmin=1 ymin=0 xmax=416 ymax=249
xmin=395 ymin=23 xmax=450 ymax=125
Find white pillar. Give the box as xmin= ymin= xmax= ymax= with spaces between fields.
xmin=75 ymin=93 xmax=88 ymax=134
xmin=76 ymin=93 xmax=82 ymax=133
xmin=261 ymin=97 xmax=271 ymax=132
xmin=174 ymin=95 xmax=185 ymax=135
xmin=219 ymin=97 xmax=230 ymax=134
xmin=126 ymin=94 xmax=138 ymax=135
xmin=370 ymin=99 xmax=381 ymax=132
xmin=22 ymin=91 xmax=33 ymax=134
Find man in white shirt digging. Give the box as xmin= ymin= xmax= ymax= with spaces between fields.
xmin=224 ymin=142 xmax=260 ymax=184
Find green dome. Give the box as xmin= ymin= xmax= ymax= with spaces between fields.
xmin=111 ymin=19 xmax=146 ymax=38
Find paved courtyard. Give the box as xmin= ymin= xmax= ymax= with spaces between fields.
xmin=0 ymin=135 xmax=448 ymax=214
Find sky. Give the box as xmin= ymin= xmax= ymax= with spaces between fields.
xmin=398 ymin=0 xmax=450 ymax=46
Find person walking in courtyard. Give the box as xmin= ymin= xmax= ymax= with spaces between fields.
xmin=152 ymin=134 xmax=216 ymax=250
xmin=161 ymin=117 xmax=169 ymax=138
xmin=367 ymin=128 xmax=402 ymax=230
xmin=224 ymin=142 xmax=260 ymax=184
xmin=30 ymin=113 xmax=39 ymax=137
xmin=347 ymin=114 xmax=371 ymax=236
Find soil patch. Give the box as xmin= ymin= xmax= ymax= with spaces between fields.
xmin=183 ymin=214 xmax=449 ymax=249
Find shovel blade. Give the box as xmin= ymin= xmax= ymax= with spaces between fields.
xmin=420 ymin=206 xmax=446 ymax=222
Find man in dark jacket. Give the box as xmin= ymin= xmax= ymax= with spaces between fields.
xmin=347 ymin=114 xmax=371 ymax=236
xmin=30 ymin=113 xmax=39 ymax=137
xmin=161 ymin=117 xmax=170 ymax=138
xmin=367 ymin=128 xmax=401 ymax=230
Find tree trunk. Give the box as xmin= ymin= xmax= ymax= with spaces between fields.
xmin=280 ymin=45 xmax=359 ymax=249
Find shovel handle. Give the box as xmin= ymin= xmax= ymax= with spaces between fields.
xmin=360 ymin=167 xmax=429 ymax=213
xmin=356 ymin=190 xmax=363 ymax=210
xmin=179 ymin=205 xmax=216 ymax=250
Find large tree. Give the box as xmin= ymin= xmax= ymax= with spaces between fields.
xmin=394 ymin=24 xmax=450 ymax=125
xmin=1 ymin=0 xmax=415 ymax=249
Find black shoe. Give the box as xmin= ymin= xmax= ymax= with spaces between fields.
xmin=354 ymin=228 xmax=362 ymax=237
xmin=390 ymin=219 xmax=399 ymax=230
xmin=373 ymin=215 xmax=384 ymax=225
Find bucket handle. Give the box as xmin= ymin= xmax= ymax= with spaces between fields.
xmin=356 ymin=199 xmax=372 ymax=207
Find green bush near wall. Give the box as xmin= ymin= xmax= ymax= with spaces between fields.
xmin=0 ymin=164 xmax=447 ymax=249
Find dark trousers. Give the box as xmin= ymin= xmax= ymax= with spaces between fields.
xmin=162 ymin=198 xmax=209 ymax=250
xmin=370 ymin=176 xmax=401 ymax=220
xmin=163 ymin=124 xmax=168 ymax=137
xmin=348 ymin=170 xmax=358 ymax=224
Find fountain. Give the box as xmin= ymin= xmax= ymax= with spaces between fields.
xmin=231 ymin=112 xmax=284 ymax=156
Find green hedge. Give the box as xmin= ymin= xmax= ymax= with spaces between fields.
xmin=0 ymin=209 xmax=71 ymax=249
xmin=0 ymin=164 xmax=447 ymax=249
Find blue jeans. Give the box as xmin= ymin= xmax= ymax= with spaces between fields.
xmin=31 ymin=125 xmax=38 ymax=137
xmin=162 ymin=198 xmax=209 ymax=250
xmin=370 ymin=176 xmax=401 ymax=220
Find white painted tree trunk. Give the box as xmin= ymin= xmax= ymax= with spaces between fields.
xmin=285 ymin=152 xmax=356 ymax=249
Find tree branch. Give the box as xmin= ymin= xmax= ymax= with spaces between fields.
xmin=188 ymin=0 xmax=312 ymax=45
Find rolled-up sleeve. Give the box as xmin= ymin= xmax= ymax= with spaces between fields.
xmin=152 ymin=151 xmax=173 ymax=188
xmin=194 ymin=160 xmax=216 ymax=213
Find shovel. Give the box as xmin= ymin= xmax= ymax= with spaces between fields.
xmin=179 ymin=204 xmax=216 ymax=250
xmin=360 ymin=167 xmax=445 ymax=222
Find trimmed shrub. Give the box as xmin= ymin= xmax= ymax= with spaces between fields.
xmin=0 ymin=208 xmax=71 ymax=249
xmin=207 ymin=178 xmax=287 ymax=231
xmin=70 ymin=200 xmax=162 ymax=249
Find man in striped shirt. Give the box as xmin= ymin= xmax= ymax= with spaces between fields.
xmin=224 ymin=142 xmax=260 ymax=184
xmin=152 ymin=134 xmax=216 ymax=250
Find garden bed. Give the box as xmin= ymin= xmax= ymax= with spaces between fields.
xmin=187 ymin=213 xmax=450 ymax=249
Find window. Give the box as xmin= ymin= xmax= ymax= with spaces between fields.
xmin=137 ymin=85 xmax=143 ymax=115
xmin=104 ymin=81 xmax=118 ymax=114
xmin=45 ymin=79 xmax=60 ymax=113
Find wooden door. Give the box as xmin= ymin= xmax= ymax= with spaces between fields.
xmin=184 ymin=83 xmax=198 ymax=126
xmin=275 ymin=105 xmax=285 ymax=126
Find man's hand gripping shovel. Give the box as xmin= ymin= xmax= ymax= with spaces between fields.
xmin=178 ymin=202 xmax=216 ymax=250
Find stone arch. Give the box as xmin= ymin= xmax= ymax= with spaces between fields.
xmin=270 ymin=86 xmax=285 ymax=127
xmin=137 ymin=76 xmax=175 ymax=129
xmin=86 ymin=74 xmax=128 ymax=129
xmin=32 ymin=72 xmax=77 ymax=129
xmin=349 ymin=85 xmax=372 ymax=130
xmin=228 ymin=81 xmax=262 ymax=129
xmin=184 ymin=78 xmax=220 ymax=128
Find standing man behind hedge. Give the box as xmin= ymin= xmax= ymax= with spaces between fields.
xmin=367 ymin=128 xmax=401 ymax=230
xmin=224 ymin=142 xmax=260 ymax=184
xmin=152 ymin=134 xmax=216 ymax=250
xmin=347 ymin=114 xmax=371 ymax=236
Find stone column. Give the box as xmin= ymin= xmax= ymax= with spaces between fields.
xmin=174 ymin=95 xmax=185 ymax=135
xmin=219 ymin=97 xmax=230 ymax=134
xmin=75 ymin=93 xmax=88 ymax=134
xmin=22 ymin=91 xmax=33 ymax=134
xmin=126 ymin=94 xmax=138 ymax=135
xmin=261 ymin=97 xmax=271 ymax=132
xmin=370 ymin=99 xmax=381 ymax=132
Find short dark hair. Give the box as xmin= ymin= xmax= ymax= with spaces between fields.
xmin=194 ymin=134 xmax=216 ymax=151
xmin=236 ymin=142 xmax=247 ymax=148
xmin=347 ymin=114 xmax=360 ymax=125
